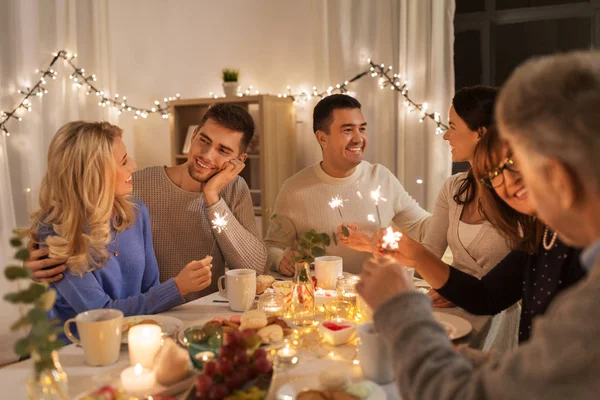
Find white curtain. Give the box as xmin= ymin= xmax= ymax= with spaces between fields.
xmin=316 ymin=0 xmax=455 ymax=209
xmin=0 ymin=0 xmax=115 ymax=364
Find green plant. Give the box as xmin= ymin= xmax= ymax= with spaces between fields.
xmin=4 ymin=230 xmax=64 ymax=376
xmin=292 ymin=229 xmax=331 ymax=264
xmin=222 ymin=68 xmax=239 ymax=82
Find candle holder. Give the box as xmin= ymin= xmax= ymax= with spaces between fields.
xmin=257 ymin=292 xmax=286 ymax=317
xmin=335 ymin=274 xmax=360 ymax=321
xmin=184 ymin=324 xmax=222 ymax=370
xmin=275 ymin=343 xmax=299 ymax=368
xmin=120 ymin=363 xmax=156 ymax=395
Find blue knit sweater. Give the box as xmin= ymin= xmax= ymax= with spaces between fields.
xmin=42 ymin=200 xmax=184 ymax=324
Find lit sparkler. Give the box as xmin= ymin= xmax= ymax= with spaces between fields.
xmin=381 ymin=227 xmax=402 ymax=250
xmin=370 ymin=186 xmax=387 ymax=226
xmin=328 ymin=195 xmax=346 ymax=220
xmin=209 ymin=212 xmax=229 ymax=256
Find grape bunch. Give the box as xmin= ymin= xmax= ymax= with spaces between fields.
xmin=195 ymin=329 xmax=273 ymax=400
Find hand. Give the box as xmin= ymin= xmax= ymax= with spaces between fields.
xmin=357 ymin=255 xmax=417 ymax=311
xmin=203 ymin=158 xmax=245 ymax=206
xmin=455 ymin=344 xmax=493 ymax=367
xmin=375 ymin=227 xmax=426 ymax=268
xmin=337 ymin=223 xmax=376 ymax=253
xmin=278 ymin=249 xmax=299 ymax=277
xmin=23 ymin=241 xmax=67 ymax=284
xmin=174 ymin=256 xmax=213 ymax=296
xmin=428 ymin=290 xmax=456 ymax=308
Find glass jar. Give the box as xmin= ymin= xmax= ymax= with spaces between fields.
xmin=291 ymin=262 xmax=315 ymax=326
xmin=26 ymin=351 xmax=69 ymax=400
xmin=335 ymin=273 xmax=360 ymax=321
xmin=258 ymin=291 xmax=286 ymax=318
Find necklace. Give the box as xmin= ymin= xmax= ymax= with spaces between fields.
xmin=108 ymin=230 xmax=120 ymax=257
xmin=542 ymin=226 xmax=558 ymax=251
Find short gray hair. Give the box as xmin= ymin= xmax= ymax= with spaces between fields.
xmin=497 ymin=50 xmax=600 ymax=187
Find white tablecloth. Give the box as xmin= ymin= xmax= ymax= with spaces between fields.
xmin=0 ymin=292 xmax=491 ymax=399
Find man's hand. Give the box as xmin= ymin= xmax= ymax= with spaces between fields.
xmin=23 ymin=241 xmax=67 ymax=284
xmin=337 ymin=223 xmax=376 ymax=253
xmin=174 ymin=256 xmax=213 ymax=296
xmin=278 ymin=249 xmax=300 ymax=277
xmin=357 ymin=255 xmax=417 ymax=311
xmin=375 ymin=227 xmax=426 ymax=268
xmin=203 ymin=159 xmax=245 ymax=206
xmin=428 ymin=290 xmax=456 ymax=308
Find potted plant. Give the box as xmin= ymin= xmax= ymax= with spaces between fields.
xmin=222 ymin=68 xmax=239 ymax=97
xmin=5 ymin=230 xmax=67 ymax=399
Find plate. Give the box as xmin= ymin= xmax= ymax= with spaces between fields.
xmin=432 ymin=312 xmax=472 ymax=340
xmin=122 ymin=315 xmax=184 ymax=343
xmin=276 ymin=377 xmax=386 ymax=400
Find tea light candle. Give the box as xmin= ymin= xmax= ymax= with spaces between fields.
xmin=121 ymin=363 xmax=156 ymax=394
xmin=258 ymin=292 xmax=285 ymax=317
xmin=195 ymin=351 xmax=215 ymax=363
xmin=276 ymin=345 xmax=298 ymax=364
xmin=128 ymin=324 xmax=162 ymax=368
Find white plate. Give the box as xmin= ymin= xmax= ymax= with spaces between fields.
xmin=433 ymin=312 xmax=472 ymax=340
xmin=277 ymin=377 xmax=385 ymax=400
xmin=122 ymin=315 xmax=184 ymax=343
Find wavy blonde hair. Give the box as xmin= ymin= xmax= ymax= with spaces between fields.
xmin=30 ymin=121 xmax=136 ymax=276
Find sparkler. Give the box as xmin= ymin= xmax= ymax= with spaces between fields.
xmin=209 ymin=212 xmax=228 ymax=256
xmin=370 ymin=186 xmax=387 ymax=227
xmin=381 ymin=227 xmax=402 ymax=250
xmin=328 ymin=195 xmax=346 ymax=220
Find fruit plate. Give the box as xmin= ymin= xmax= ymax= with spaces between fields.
xmin=122 ymin=315 xmax=184 ymax=344
xmin=181 ymin=371 xmax=273 ymax=400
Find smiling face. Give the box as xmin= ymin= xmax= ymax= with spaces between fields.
xmin=186 ymin=118 xmax=247 ymax=183
xmin=317 ymin=108 xmax=367 ymax=173
xmin=443 ymin=106 xmax=482 ymax=163
xmin=112 ymin=136 xmax=136 ymax=196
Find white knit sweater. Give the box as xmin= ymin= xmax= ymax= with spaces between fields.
xmin=265 ymin=161 xmax=431 ymax=274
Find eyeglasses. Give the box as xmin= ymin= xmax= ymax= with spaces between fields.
xmin=480 ymin=157 xmax=519 ymax=189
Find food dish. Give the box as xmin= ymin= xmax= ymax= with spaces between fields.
xmin=277 ymin=378 xmax=385 ymax=400
xmin=121 ymin=315 xmax=184 ymax=344
xmin=432 ymin=312 xmax=472 ymax=340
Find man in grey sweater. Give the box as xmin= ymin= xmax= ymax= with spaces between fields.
xmin=357 ymin=51 xmax=600 ymax=399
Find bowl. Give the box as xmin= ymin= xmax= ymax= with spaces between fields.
xmin=318 ymin=319 xmax=357 ymax=346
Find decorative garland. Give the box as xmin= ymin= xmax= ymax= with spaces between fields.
xmin=1 ymin=50 xmax=448 ymax=137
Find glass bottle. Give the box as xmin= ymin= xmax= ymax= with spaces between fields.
xmin=291 ymin=261 xmax=315 ymax=326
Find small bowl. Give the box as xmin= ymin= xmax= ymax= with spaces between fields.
xmin=318 ymin=319 xmax=357 ymax=346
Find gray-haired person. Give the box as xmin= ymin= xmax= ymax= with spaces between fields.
xmin=357 ymin=50 xmax=600 ymax=400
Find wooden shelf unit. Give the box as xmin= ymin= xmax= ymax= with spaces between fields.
xmin=169 ymin=95 xmax=297 ymax=236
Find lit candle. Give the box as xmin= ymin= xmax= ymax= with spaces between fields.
xmin=128 ymin=324 xmax=162 ymax=368
xmin=195 ymin=351 xmax=215 ymax=363
xmin=120 ymin=363 xmax=156 ymax=394
xmin=276 ymin=345 xmax=298 ymax=364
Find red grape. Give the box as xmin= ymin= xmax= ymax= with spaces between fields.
xmin=233 ymin=350 xmax=249 ymax=365
xmin=248 ymin=365 xmax=258 ymax=380
xmin=223 ymin=375 xmax=239 ymax=391
xmin=254 ymin=357 xmax=272 ymax=375
xmin=224 ymin=331 xmax=242 ymax=347
xmin=195 ymin=373 xmax=213 ymax=395
xmin=218 ymin=344 xmax=235 ymax=359
xmin=235 ymin=365 xmax=249 ymax=383
xmin=253 ymin=348 xmax=267 ymax=360
xmin=216 ymin=358 xmax=233 ymax=376
xmin=203 ymin=361 xmax=217 ymax=377
xmin=209 ymin=383 xmax=230 ymax=400
xmin=241 ymin=329 xmax=260 ymax=349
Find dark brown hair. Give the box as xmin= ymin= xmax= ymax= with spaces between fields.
xmin=451 ymin=86 xmax=498 ymax=207
xmin=472 ymin=126 xmax=542 ymax=253
xmin=200 ymin=103 xmax=255 ymax=152
xmin=313 ymin=94 xmax=362 ymax=134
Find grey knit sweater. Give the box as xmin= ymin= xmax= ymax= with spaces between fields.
xmin=132 ymin=166 xmax=267 ymax=302
xmin=374 ymin=258 xmax=600 ymax=399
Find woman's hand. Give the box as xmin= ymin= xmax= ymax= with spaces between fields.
xmin=337 ymin=223 xmax=376 ymax=253
xmin=174 ymin=256 xmax=213 ymax=295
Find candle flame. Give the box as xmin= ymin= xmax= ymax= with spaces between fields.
xmin=211 ymin=212 xmax=228 ymax=233
xmin=134 ymin=363 xmax=143 ymax=376
xmin=370 ymin=186 xmax=387 ymax=205
xmin=382 ymin=227 xmax=402 ymax=250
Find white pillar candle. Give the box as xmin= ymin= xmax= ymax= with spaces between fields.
xmin=121 ymin=363 xmax=156 ymax=394
xmin=128 ymin=324 xmax=162 ymax=368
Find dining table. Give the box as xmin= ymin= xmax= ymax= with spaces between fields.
xmin=0 ymin=290 xmax=492 ymax=400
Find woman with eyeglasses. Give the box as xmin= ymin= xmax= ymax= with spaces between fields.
xmin=381 ymin=126 xmax=586 ymax=343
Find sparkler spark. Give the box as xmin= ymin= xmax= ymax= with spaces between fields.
xmin=356 ymin=191 xmax=363 ymax=200
xmin=381 ymin=227 xmax=402 ymax=250
xmin=370 ymin=186 xmax=388 ymax=205
xmin=328 ymin=196 xmax=345 ymax=210
xmin=367 ymin=214 xmax=376 ymax=223
xmin=211 ymin=212 xmax=228 ymax=233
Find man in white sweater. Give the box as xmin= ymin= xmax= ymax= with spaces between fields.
xmin=265 ymin=94 xmax=430 ymax=275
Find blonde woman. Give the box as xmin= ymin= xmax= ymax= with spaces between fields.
xmin=30 ymin=121 xmax=212 ymax=323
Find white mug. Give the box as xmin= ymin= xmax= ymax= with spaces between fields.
xmin=357 ymin=322 xmax=394 ymax=384
xmin=64 ymin=309 xmax=123 ymax=366
xmin=314 ymin=256 xmax=343 ymax=290
xmin=218 ymin=269 xmax=257 ymax=312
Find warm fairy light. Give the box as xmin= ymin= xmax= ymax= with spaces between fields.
xmin=382 ymin=227 xmax=402 ymax=250
xmin=211 ymin=212 xmax=228 ymax=233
